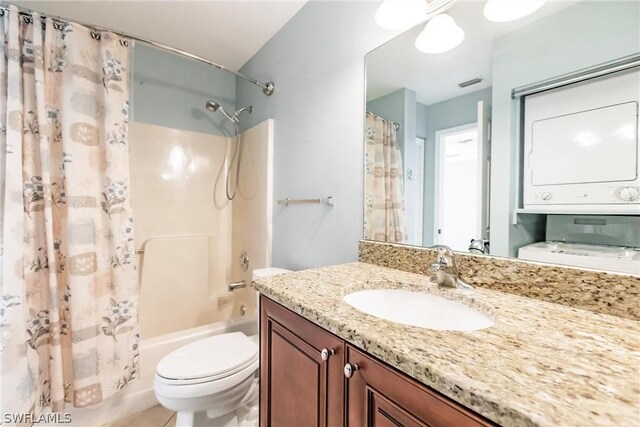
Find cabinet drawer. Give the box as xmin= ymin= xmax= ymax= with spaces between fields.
xmin=345 ymin=345 xmax=494 ymax=427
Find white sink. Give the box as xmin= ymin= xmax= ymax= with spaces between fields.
xmin=343 ymin=289 xmax=494 ymax=331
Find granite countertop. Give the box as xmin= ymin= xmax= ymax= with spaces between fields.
xmin=253 ymin=262 xmax=640 ymax=427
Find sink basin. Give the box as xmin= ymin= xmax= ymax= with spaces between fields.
xmin=343 ymin=289 xmax=494 ymax=331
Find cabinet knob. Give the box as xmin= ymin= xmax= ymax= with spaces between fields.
xmin=344 ymin=363 xmax=359 ymax=378
xmin=320 ymin=348 xmax=335 ymax=361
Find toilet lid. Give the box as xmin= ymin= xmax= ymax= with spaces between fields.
xmin=157 ymin=332 xmax=258 ymax=381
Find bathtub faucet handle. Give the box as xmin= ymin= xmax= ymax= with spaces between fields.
xmin=228 ymin=280 xmax=247 ymax=292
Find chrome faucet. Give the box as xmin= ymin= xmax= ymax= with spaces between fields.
xmin=468 ymin=238 xmax=490 ymax=255
xmin=429 ymin=245 xmax=474 ymax=290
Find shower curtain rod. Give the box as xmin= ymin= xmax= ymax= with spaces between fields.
xmin=0 ymin=3 xmax=275 ymax=96
xmin=366 ymin=111 xmax=400 ymax=131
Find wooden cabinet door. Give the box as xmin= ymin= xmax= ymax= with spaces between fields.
xmin=345 ymin=345 xmax=494 ymax=427
xmin=260 ymin=296 xmax=345 ymax=427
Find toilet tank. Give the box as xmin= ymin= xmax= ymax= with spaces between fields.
xmin=252 ymin=268 xmax=292 ymax=316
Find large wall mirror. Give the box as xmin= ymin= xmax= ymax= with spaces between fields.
xmin=364 ymin=0 xmax=640 ymax=274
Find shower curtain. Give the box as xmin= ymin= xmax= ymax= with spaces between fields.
xmin=0 ymin=5 xmax=139 ymax=416
xmin=364 ymin=113 xmax=407 ymax=243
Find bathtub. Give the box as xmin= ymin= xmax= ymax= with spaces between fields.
xmin=55 ymin=316 xmax=258 ymax=427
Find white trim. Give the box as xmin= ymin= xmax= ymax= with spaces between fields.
xmin=433 ymin=122 xmax=478 ymax=245
xmin=414 ymin=137 xmax=426 ymax=246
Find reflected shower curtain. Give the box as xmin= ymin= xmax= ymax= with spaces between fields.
xmin=364 ymin=113 xmax=407 ymax=243
xmin=0 ymin=5 xmax=139 ymax=415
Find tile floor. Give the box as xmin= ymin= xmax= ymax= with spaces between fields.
xmin=105 ymin=405 xmax=176 ymax=427
xmin=104 ymin=398 xmax=258 ymax=426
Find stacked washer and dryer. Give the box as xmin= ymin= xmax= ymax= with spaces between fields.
xmin=518 ymin=215 xmax=640 ymax=274
xmin=153 ymin=268 xmax=291 ymax=427
xmin=518 ymin=67 xmax=640 ymax=275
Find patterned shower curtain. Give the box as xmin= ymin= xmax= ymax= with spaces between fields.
xmin=0 ymin=5 xmax=139 ymax=416
xmin=364 ymin=113 xmax=407 ymax=243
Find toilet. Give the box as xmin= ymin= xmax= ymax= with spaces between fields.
xmin=153 ymin=268 xmax=292 ymax=427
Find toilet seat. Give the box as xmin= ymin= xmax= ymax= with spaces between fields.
xmin=156 ymin=353 xmax=258 ymax=386
xmin=154 ymin=357 xmax=258 ymax=400
xmin=156 ymin=332 xmax=258 ymax=386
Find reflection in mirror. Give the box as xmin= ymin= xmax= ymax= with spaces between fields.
xmin=364 ymin=112 xmax=407 ymax=243
xmin=364 ymin=0 xmax=640 ymax=274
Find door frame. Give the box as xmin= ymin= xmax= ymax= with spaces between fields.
xmin=433 ymin=122 xmax=478 ymax=245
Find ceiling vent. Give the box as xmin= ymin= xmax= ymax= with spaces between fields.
xmin=459 ymin=78 xmax=483 ymax=88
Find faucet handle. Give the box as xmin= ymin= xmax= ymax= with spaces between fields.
xmin=428 ymin=244 xmax=475 ymax=291
xmin=438 ymin=255 xmax=451 ymax=265
xmin=434 ymin=245 xmax=456 ymax=267
xmin=429 ymin=263 xmax=440 ymax=283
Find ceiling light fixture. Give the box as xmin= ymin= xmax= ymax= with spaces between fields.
xmin=374 ymin=0 xmax=429 ymax=31
xmin=483 ymin=0 xmax=546 ymax=23
xmin=415 ymin=14 xmax=465 ymax=54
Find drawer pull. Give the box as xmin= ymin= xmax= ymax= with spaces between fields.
xmin=321 ymin=348 xmax=335 ymax=361
xmin=344 ymin=363 xmax=359 ymax=378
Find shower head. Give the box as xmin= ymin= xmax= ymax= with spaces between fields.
xmin=205 ymin=100 xmax=235 ymax=123
xmin=203 ymin=100 xmax=253 ymax=201
xmin=205 ymin=100 xmax=221 ymax=112
xmin=204 ymin=100 xmax=253 ymax=125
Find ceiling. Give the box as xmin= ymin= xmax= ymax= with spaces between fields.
xmin=366 ymin=0 xmax=579 ymax=105
xmin=10 ymin=0 xmax=307 ymax=71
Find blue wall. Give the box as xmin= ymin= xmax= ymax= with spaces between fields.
xmin=235 ymin=1 xmax=401 ymax=270
xmin=367 ymin=89 xmax=413 ymax=156
xmin=131 ymin=43 xmax=236 ymax=136
xmin=416 ymin=102 xmax=427 ymax=139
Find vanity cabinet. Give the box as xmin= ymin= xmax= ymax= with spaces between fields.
xmin=260 ymin=296 xmax=494 ymax=427
xmin=260 ymin=296 xmax=345 ymax=427
xmin=345 ymin=345 xmax=492 ymax=427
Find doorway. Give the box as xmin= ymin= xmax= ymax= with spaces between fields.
xmin=434 ymin=123 xmax=479 ymax=251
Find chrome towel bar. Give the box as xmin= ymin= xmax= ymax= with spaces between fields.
xmin=277 ymin=196 xmax=335 ymax=206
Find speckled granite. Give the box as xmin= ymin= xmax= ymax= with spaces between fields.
xmin=359 ymin=240 xmax=640 ymax=321
xmin=253 ymin=263 xmax=640 ymax=427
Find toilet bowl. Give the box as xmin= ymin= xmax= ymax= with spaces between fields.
xmin=154 ymin=268 xmax=291 ymax=427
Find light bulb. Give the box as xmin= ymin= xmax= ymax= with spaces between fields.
xmin=483 ymin=0 xmax=546 ymax=22
xmin=415 ymin=14 xmax=465 ymax=54
xmin=375 ymin=0 xmax=429 ymax=31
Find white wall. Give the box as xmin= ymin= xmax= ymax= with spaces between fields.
xmin=130 ymin=121 xmax=273 ymax=338
xmin=490 ymin=0 xmax=640 ymax=257
xmin=130 ymin=122 xmax=234 ymax=339
xmin=231 ymin=120 xmax=274 ymax=316
xmin=236 ymin=2 xmax=400 ymax=270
